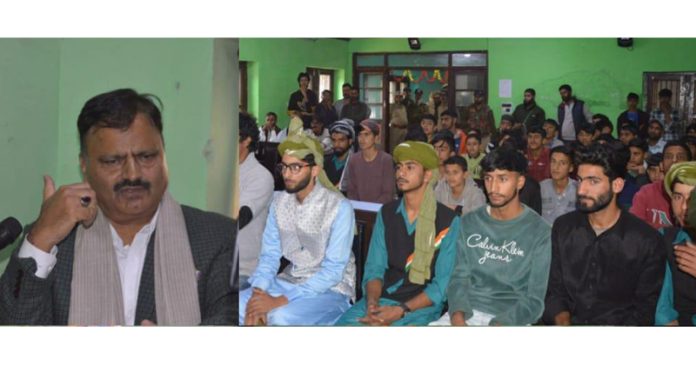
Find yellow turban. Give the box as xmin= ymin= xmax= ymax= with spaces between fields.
xmin=278 ymin=117 xmax=339 ymax=194
xmin=664 ymin=161 xmax=696 ymax=197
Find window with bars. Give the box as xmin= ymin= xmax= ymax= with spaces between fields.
xmin=643 ymin=72 xmax=696 ymax=124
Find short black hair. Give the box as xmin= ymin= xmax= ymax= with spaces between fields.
xmin=649 ymin=119 xmax=664 ymax=129
xmin=659 ymin=88 xmax=673 ymax=98
xmin=466 ymin=130 xmax=482 ymax=143
xmin=627 ymin=92 xmax=640 ymax=101
xmin=594 ymin=118 xmax=614 ymax=134
xmin=404 ymin=125 xmax=427 ymax=142
xmin=543 ymin=119 xmax=559 ymax=131
xmin=431 ymin=130 xmax=455 ymax=152
xmin=524 ymin=88 xmax=536 ymax=96
xmin=443 ymin=155 xmax=468 ymax=172
xmin=578 ymin=123 xmax=595 ymax=135
xmin=663 ymin=140 xmax=692 ymax=160
xmin=342 ymin=83 xmax=352 ymax=88
xmin=420 ymin=114 xmax=436 ymax=124
xmin=297 ymin=72 xmax=311 ymax=83
xmin=239 ymin=112 xmax=260 ymax=152
xmin=527 ymin=125 xmax=547 ymax=139
xmin=550 ymin=145 xmax=574 ymax=162
xmin=647 ymin=153 xmax=663 ymax=167
xmin=620 ymin=124 xmax=638 ymax=135
xmin=592 ymin=113 xmax=610 ymax=124
xmin=559 ymin=84 xmax=572 ymax=93
xmin=628 ymin=137 xmax=648 ymax=152
xmin=77 ymin=88 xmax=163 ymax=154
xmin=440 ymin=109 xmax=458 ymax=118
xmin=574 ymin=143 xmax=629 ymax=181
xmin=481 ymin=144 xmax=528 ymax=175
xmin=266 ymin=111 xmax=278 ymax=120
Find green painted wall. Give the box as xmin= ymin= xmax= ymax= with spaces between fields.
xmin=56 ymin=39 xmax=215 ymax=210
xmin=348 ymin=38 xmax=696 ymax=126
xmin=239 ymin=38 xmax=349 ymax=127
xmin=0 ymin=39 xmax=60 ymax=269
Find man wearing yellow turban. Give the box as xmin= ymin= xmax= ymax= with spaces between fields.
xmin=239 ymin=118 xmax=356 ymax=326
xmin=336 ymin=141 xmax=461 ymax=326
xmin=656 ymin=161 xmax=696 ymax=325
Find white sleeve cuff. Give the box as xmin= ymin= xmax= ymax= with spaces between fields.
xmin=18 ymin=237 xmax=58 ymax=279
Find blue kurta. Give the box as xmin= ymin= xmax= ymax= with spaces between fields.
xmin=239 ymin=195 xmax=355 ymax=326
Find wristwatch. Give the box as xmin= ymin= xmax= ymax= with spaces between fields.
xmin=398 ymin=302 xmax=411 ymax=318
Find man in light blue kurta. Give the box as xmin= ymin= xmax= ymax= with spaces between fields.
xmin=239 ymin=118 xmax=356 ymax=326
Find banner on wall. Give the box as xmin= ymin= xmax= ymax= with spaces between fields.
xmin=394 ymin=69 xmax=448 ymax=84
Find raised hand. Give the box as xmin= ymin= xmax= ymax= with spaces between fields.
xmin=27 ymin=175 xmax=98 ymax=253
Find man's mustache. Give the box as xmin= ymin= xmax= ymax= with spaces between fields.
xmin=113 ymin=178 xmax=151 ymax=192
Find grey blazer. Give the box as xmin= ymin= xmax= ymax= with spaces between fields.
xmin=0 ymin=205 xmax=237 ymax=325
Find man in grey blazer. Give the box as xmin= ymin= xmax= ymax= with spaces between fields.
xmin=0 ymin=89 xmax=236 ymax=326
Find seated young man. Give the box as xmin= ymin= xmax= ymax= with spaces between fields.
xmin=542 ymin=119 xmax=564 ymax=149
xmin=336 ymin=141 xmax=460 ymax=326
xmin=656 ymin=162 xmax=696 ymax=326
xmin=574 ymin=123 xmax=595 ymax=148
xmin=430 ymin=130 xmax=457 ymax=180
xmin=240 ymin=119 xmax=356 ymax=326
xmin=544 ymin=143 xmax=665 ymax=325
xmin=540 ymin=145 xmax=577 ymax=224
xmin=619 ymin=124 xmax=639 ymax=146
xmin=435 ymin=155 xmax=486 ymax=216
xmin=432 ymin=145 xmax=552 ymax=326
xmin=306 ymin=117 xmax=332 ymax=154
xmin=618 ymin=138 xmax=650 ymax=209
xmin=525 ymin=126 xmax=551 ymax=183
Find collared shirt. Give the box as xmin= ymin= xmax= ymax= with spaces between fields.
xmin=19 ymin=208 xmax=161 ymax=325
xmin=540 ymin=178 xmax=577 ymax=224
xmin=544 ymin=210 xmax=666 ymax=325
xmin=650 ymin=108 xmax=681 ymax=142
xmin=545 ymin=137 xmax=564 ymax=149
xmin=648 ymin=138 xmax=667 ymax=156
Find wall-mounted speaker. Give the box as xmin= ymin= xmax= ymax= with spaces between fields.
xmin=617 ymin=38 xmax=634 ymax=48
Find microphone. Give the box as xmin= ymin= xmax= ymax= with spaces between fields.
xmin=0 ymin=217 xmax=23 ymax=250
